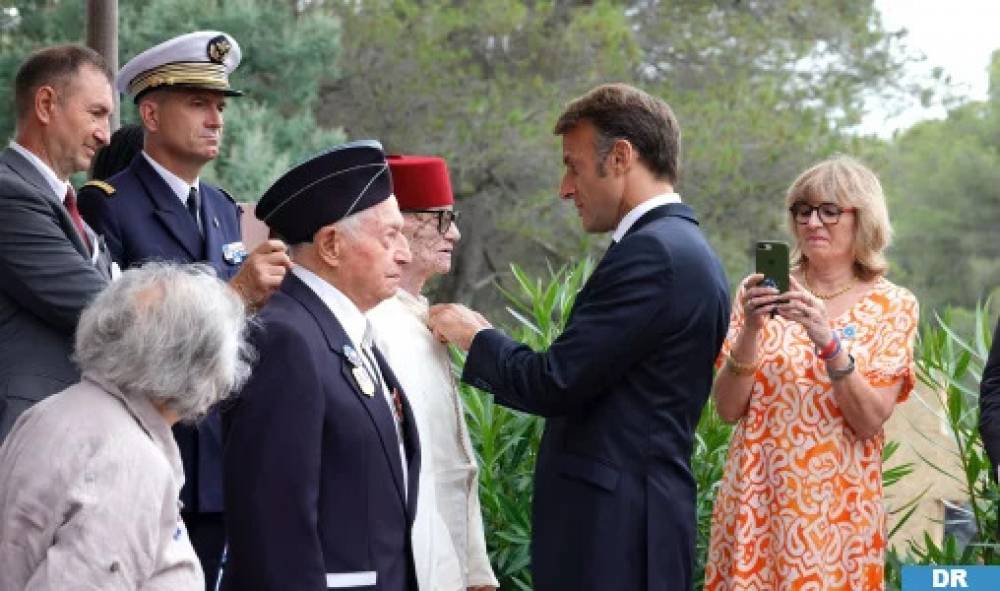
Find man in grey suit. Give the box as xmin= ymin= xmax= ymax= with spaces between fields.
xmin=0 ymin=45 xmax=115 ymax=440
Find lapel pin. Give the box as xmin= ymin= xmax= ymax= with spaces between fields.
xmin=213 ymin=217 xmax=220 ymax=228
xmin=222 ymin=241 xmax=248 ymax=264
xmin=343 ymin=345 xmax=362 ymax=367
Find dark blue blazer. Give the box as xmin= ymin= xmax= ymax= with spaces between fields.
xmin=222 ymin=274 xmax=421 ymax=591
xmin=980 ymin=320 xmax=1000 ymax=475
xmin=463 ymin=203 xmax=730 ymax=591
xmin=77 ymin=154 xmax=244 ymax=514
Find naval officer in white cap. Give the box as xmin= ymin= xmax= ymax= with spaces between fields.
xmin=76 ymin=31 xmax=293 ymax=587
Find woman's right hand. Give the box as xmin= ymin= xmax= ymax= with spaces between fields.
xmin=741 ymin=273 xmax=783 ymax=333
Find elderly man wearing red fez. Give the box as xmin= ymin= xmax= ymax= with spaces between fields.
xmin=369 ymin=155 xmax=498 ymax=591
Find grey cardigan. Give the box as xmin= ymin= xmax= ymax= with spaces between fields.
xmin=0 ymin=376 xmax=202 ymax=590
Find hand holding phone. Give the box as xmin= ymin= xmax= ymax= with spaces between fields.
xmin=755 ymin=241 xmax=789 ymax=317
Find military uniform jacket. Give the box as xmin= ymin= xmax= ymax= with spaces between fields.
xmin=77 ymin=154 xmax=244 ymax=514
xmin=462 ymin=203 xmax=731 ymax=591
xmin=222 ymin=273 xmax=421 ymax=591
xmin=0 ymin=148 xmax=112 ymax=441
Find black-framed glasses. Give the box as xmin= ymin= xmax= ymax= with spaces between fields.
xmin=403 ymin=209 xmax=459 ymax=234
xmin=788 ymin=201 xmax=856 ymax=225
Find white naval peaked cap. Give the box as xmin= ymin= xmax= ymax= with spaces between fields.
xmin=116 ymin=31 xmax=243 ymax=101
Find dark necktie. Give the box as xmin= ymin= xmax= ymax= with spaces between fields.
xmin=63 ymin=186 xmax=91 ymax=254
xmin=186 ymin=186 xmax=203 ymax=235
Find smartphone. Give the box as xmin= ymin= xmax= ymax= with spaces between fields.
xmin=754 ymin=241 xmax=789 ymax=293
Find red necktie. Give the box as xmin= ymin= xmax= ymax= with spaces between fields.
xmin=64 ymin=186 xmax=91 ymax=254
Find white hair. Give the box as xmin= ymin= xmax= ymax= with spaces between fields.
xmin=73 ymin=263 xmax=253 ymax=423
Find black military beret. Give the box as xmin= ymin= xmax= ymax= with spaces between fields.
xmin=256 ymin=140 xmax=392 ymax=244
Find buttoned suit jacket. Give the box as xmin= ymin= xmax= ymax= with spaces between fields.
xmin=462 ymin=203 xmax=730 ymax=591
xmin=222 ymin=273 xmax=421 ymax=591
xmin=979 ymin=320 xmax=1000 ymax=478
xmin=0 ymin=148 xmax=112 ymax=441
xmin=78 ymin=154 xmax=243 ymax=514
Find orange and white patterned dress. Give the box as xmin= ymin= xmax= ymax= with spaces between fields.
xmin=704 ymin=277 xmax=919 ymax=591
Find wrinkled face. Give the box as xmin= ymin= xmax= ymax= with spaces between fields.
xmin=47 ymin=65 xmax=113 ymax=178
xmin=338 ymin=197 xmax=411 ymax=311
xmin=402 ymin=206 xmax=461 ymax=280
xmin=143 ymin=88 xmax=226 ymax=165
xmin=558 ymin=120 xmax=624 ymax=233
xmin=792 ymin=197 xmax=857 ymax=265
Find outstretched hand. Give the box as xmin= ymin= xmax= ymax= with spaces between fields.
xmin=427 ymin=303 xmax=492 ymax=351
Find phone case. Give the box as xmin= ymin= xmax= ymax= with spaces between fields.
xmin=755 ymin=241 xmax=790 ymax=293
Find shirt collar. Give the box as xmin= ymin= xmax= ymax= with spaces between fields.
xmin=142 ymin=151 xmax=200 ymax=205
xmin=611 ymin=192 xmax=682 ymax=243
xmin=9 ymin=141 xmax=70 ymax=202
xmin=392 ymin=288 xmax=430 ymax=322
xmin=292 ymin=266 xmax=368 ymax=349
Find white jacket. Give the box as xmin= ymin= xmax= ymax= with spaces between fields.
xmin=370 ymin=290 xmax=498 ymax=590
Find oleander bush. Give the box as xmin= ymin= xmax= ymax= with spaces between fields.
xmin=885 ymin=303 xmax=1000 ymax=589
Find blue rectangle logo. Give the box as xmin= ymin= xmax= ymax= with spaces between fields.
xmin=902 ymin=566 xmax=1000 ymax=590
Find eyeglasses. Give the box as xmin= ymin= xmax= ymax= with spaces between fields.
xmin=788 ymin=202 xmax=856 ymax=225
xmin=404 ymin=209 xmax=460 ymax=234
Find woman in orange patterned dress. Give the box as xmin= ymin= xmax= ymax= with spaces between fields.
xmin=704 ymin=156 xmax=919 ymax=591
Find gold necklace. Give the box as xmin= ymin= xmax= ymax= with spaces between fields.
xmin=804 ymin=269 xmax=857 ymax=300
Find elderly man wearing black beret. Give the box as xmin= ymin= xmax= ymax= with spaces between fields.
xmin=222 ymin=140 xmax=420 ymax=590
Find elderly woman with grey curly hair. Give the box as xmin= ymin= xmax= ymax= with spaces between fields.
xmin=0 ymin=263 xmax=252 ymax=591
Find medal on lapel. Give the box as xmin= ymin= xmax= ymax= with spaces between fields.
xmin=344 ymin=345 xmax=375 ymax=397
xmin=222 ymin=241 xmax=248 ymax=265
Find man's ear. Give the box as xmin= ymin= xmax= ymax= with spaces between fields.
xmin=611 ymin=139 xmax=635 ymax=175
xmin=34 ymin=86 xmax=58 ymax=125
xmin=314 ymin=224 xmax=342 ymax=268
xmin=138 ymin=97 xmax=160 ymax=133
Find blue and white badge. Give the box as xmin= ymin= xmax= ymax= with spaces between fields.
xmin=836 ymin=324 xmax=858 ymax=341
xmin=902 ymin=565 xmax=1000 ymax=590
xmin=343 ymin=344 xmax=362 ymax=367
xmin=222 ymin=241 xmax=248 ymax=265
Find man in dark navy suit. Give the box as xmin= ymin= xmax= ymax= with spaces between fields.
xmin=223 ymin=140 xmax=421 ymax=591
xmin=77 ymin=31 xmax=292 ymax=586
xmin=429 ymin=83 xmax=730 ymax=590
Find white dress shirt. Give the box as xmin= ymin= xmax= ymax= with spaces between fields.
xmin=9 ymin=141 xmax=100 ymax=261
xmin=611 ymin=192 xmax=682 ymax=243
xmin=9 ymin=141 xmax=69 ymax=200
xmin=291 ymin=266 xmax=409 ymax=494
xmin=370 ymin=289 xmax=499 ymax=590
xmin=142 ymin=151 xmax=200 ymax=205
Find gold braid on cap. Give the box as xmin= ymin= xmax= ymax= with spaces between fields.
xmin=128 ymin=62 xmax=230 ymax=97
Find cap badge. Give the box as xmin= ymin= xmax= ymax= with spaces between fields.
xmin=207 ymin=35 xmax=232 ymax=64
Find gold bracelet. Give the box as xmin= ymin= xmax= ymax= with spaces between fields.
xmin=725 ymin=353 xmax=759 ymax=376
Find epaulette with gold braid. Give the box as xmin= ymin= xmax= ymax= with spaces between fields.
xmin=81 ymin=179 xmax=116 ymax=197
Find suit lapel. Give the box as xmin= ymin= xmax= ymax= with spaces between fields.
xmin=0 ymin=148 xmax=91 ymax=259
xmin=282 ymin=275 xmax=410 ymax=509
xmin=200 ymin=188 xmax=227 ymax=267
xmin=373 ymin=347 xmax=422 ymax=522
xmin=131 ymin=156 xmax=203 ymax=260
xmin=571 ymin=203 xmax=699 ymax=319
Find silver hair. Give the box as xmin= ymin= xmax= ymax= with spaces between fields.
xmin=334 ymin=203 xmax=378 ymax=238
xmin=73 ymin=263 xmax=254 ymax=423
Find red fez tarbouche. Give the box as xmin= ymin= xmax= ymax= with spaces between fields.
xmin=388 ymin=155 xmax=454 ymax=209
